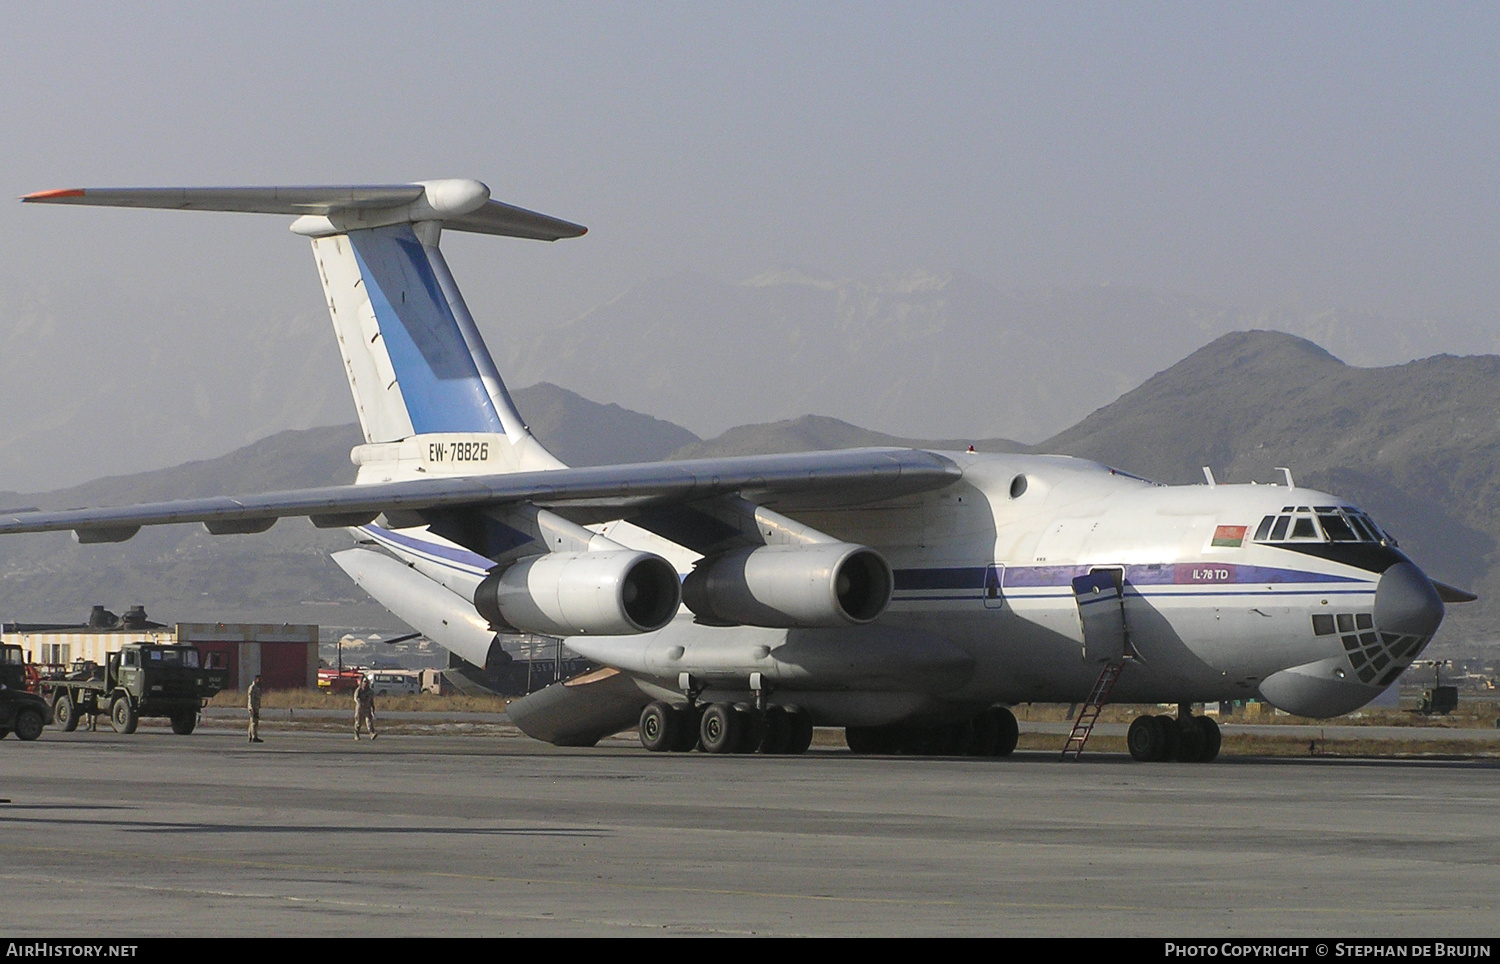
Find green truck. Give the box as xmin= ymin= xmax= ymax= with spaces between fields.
xmin=0 ymin=644 xmax=50 ymax=740
xmin=36 ymin=643 xmax=227 ymax=735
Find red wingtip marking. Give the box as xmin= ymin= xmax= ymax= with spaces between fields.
xmin=21 ymin=188 xmax=86 ymax=201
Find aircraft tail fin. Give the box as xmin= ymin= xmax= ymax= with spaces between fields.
xmin=22 ymin=180 xmax=585 ymax=473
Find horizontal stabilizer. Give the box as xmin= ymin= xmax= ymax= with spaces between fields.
xmin=21 ymin=180 xmax=586 ymax=241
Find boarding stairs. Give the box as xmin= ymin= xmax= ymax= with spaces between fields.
xmin=1060 ymin=661 xmax=1125 ymax=761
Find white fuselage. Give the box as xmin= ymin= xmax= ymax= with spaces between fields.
xmin=359 ymin=450 xmax=1436 ymax=725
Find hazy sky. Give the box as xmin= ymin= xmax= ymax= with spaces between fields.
xmin=2 ymin=3 xmax=1498 ymax=448
xmin=6 ymin=4 xmax=1499 ymax=310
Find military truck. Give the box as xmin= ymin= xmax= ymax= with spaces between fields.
xmin=0 ymin=643 xmax=50 ymax=740
xmin=36 ymin=643 xmax=226 ymax=735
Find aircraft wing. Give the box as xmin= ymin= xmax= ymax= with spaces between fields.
xmin=0 ymin=448 xmax=960 ymax=544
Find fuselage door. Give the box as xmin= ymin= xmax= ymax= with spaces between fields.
xmin=1071 ymin=566 xmax=1130 ymax=663
xmin=983 ymin=564 xmax=1005 ymax=609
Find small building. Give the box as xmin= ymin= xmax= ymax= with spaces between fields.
xmin=177 ymin=622 xmax=319 ymax=691
xmin=2 ymin=605 xmax=318 ymax=691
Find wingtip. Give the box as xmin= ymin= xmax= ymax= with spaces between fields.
xmin=20 ymin=188 xmax=86 ymax=202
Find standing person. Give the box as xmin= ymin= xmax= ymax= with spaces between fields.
xmin=247 ymin=674 xmax=263 ymax=744
xmin=354 ymin=675 xmax=378 ymax=740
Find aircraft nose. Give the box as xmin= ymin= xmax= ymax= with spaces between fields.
xmin=1374 ymin=561 xmax=1444 ymax=637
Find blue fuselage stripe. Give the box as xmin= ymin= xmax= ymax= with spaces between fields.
xmin=362 ymin=524 xmax=493 ymax=574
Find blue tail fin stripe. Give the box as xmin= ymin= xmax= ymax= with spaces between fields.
xmin=348 ymin=225 xmax=504 ymax=435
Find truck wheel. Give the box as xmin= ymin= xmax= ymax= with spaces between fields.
xmin=53 ymin=694 xmax=79 ymax=732
xmin=170 ymin=711 xmax=197 ymax=735
xmin=14 ymin=708 xmax=44 ymax=741
xmin=111 ymin=696 xmax=139 ymax=734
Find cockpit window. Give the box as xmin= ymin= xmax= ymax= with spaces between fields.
xmin=1349 ymin=515 xmax=1381 ymax=542
xmin=1253 ymin=506 xmax=1392 ymax=545
xmin=1318 ymin=513 xmax=1358 ymax=542
xmin=1289 ymin=517 xmax=1319 ymax=540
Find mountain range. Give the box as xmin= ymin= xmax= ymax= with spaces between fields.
xmin=5 ymin=270 xmax=1497 ymax=493
xmin=500 ymin=270 xmax=1500 ymax=444
xmin=0 ymin=332 xmax=1496 ymax=658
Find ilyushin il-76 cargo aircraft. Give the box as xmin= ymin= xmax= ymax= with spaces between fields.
xmin=13 ymin=180 xmax=1473 ymax=762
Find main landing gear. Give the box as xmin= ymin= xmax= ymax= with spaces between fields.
xmin=638 ymin=700 xmax=816 ymax=755
xmin=845 ymin=706 xmax=1020 ymax=757
xmin=1126 ymin=708 xmax=1221 ymax=763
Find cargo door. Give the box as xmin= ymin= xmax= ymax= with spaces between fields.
xmin=1071 ymin=567 xmax=1130 ymax=663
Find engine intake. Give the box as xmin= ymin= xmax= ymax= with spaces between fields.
xmin=681 ymin=543 xmax=892 ymax=628
xmin=474 ymin=550 xmax=682 ymax=637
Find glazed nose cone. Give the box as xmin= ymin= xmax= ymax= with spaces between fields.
xmin=1374 ymin=561 xmax=1444 ymax=637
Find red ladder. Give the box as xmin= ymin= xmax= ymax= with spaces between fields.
xmin=1060 ymin=662 xmax=1125 ymax=761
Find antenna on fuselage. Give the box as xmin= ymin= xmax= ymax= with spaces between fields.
xmin=1202 ymin=467 xmax=1216 ymax=487
xmin=1276 ymin=467 xmax=1295 ymax=489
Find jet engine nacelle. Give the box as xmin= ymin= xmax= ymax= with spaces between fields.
xmin=681 ymin=543 xmax=893 ymax=628
xmin=474 ymin=550 xmax=682 ymax=637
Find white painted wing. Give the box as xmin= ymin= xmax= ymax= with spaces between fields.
xmin=0 ymin=449 xmax=961 ymax=544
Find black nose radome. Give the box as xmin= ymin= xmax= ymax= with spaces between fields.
xmin=1374 ymin=561 xmax=1444 ymax=638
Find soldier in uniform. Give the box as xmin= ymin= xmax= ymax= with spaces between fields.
xmin=354 ymin=675 xmax=378 ymax=740
xmin=247 ymin=674 xmax=263 ymax=743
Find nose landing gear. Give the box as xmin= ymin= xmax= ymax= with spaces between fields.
xmin=1126 ymin=708 xmax=1221 ymax=762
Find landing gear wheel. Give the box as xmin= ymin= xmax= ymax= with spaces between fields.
xmin=1153 ymin=715 xmax=1180 ymax=761
xmin=638 ymin=701 xmax=677 ymax=752
xmin=110 ymin=696 xmax=138 ymax=735
xmin=699 ymin=703 xmax=740 ymax=754
xmin=896 ymin=724 xmax=938 ymax=755
xmin=53 ymin=694 xmax=78 ymax=732
xmin=759 ymin=706 xmax=791 ymax=754
xmin=940 ymin=720 xmax=975 ymax=756
xmin=13 ymin=707 xmax=44 ymax=742
xmin=733 ymin=706 xmax=766 ymax=753
xmin=1127 ymin=715 xmax=1163 ymax=762
xmin=1196 ymin=715 xmax=1221 ymax=762
xmin=969 ymin=711 xmax=1000 ymax=756
xmin=169 ymin=711 xmax=197 ymax=735
xmin=993 ymin=707 xmax=1019 ymax=757
xmin=784 ymin=706 xmax=814 ymax=755
xmin=1174 ymin=716 xmax=1205 ymax=762
xmin=845 ymin=725 xmax=895 ymax=754
xmin=669 ymin=705 xmax=699 ymax=752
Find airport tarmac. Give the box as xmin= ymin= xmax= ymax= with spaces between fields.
xmin=1 ymin=725 xmax=1497 ymax=937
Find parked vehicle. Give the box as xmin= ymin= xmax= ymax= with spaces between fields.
xmin=0 ymin=644 xmax=49 ymax=740
xmin=35 ymin=643 xmax=226 ymax=735
xmin=364 ymin=670 xmax=420 ymax=697
xmin=318 ymin=667 xmax=364 ymax=694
